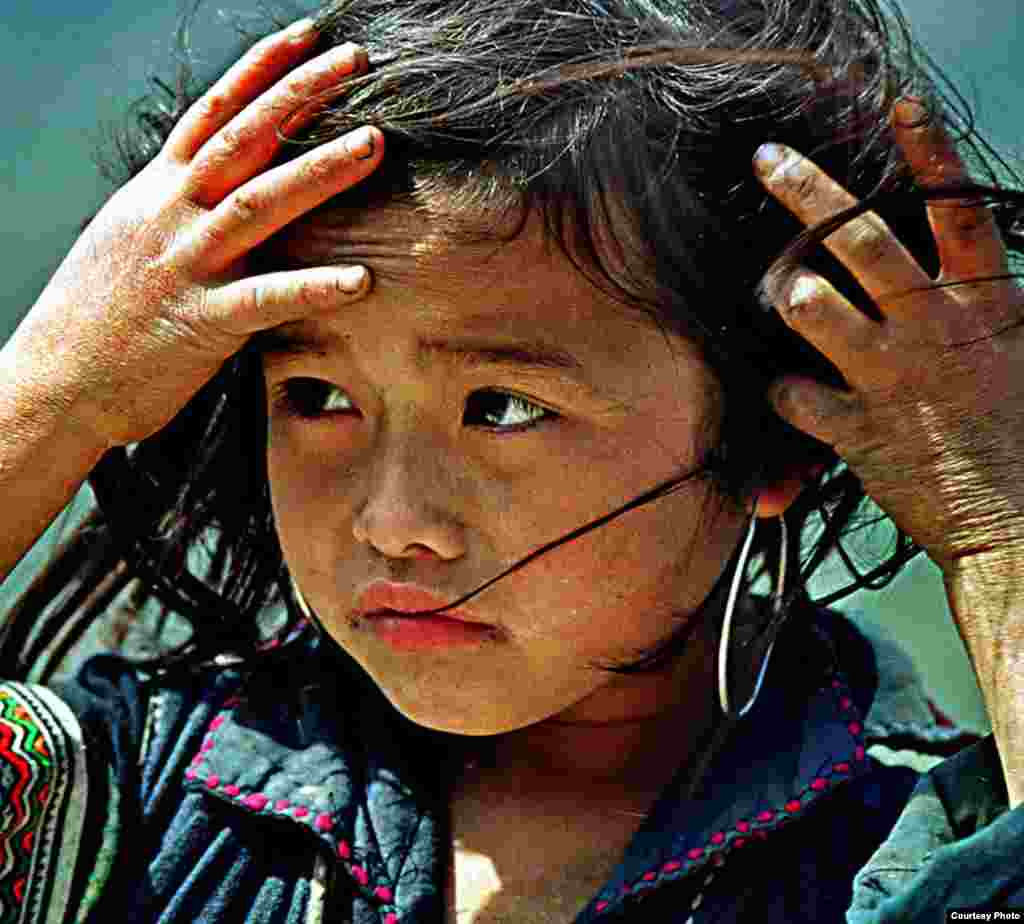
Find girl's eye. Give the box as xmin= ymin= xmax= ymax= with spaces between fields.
xmin=463 ymin=390 xmax=554 ymax=431
xmin=275 ymin=379 xmax=358 ymax=419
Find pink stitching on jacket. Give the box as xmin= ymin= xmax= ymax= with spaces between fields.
xmin=591 ymin=671 xmax=867 ymax=917
xmin=186 ymin=702 xmax=400 ymax=914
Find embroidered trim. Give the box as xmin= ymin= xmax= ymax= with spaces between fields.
xmin=184 ymin=699 xmax=399 ymax=918
xmin=591 ymin=673 xmax=868 ymax=916
xmin=0 ymin=683 xmax=89 ymax=924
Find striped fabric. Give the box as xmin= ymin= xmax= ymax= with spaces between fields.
xmin=0 ymin=683 xmax=91 ymax=924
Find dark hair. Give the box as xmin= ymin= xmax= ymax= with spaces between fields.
xmin=5 ymin=0 xmax=1023 ymax=682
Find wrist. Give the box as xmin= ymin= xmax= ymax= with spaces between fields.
xmin=942 ymin=549 xmax=1024 ymax=677
xmin=943 ymin=546 xmax=1024 ymax=608
xmin=943 ymin=552 xmax=1024 ymax=809
xmin=0 ymin=385 xmax=110 ymax=485
xmin=0 ymin=338 xmax=111 ymax=580
xmin=0 ymin=330 xmax=113 ymax=462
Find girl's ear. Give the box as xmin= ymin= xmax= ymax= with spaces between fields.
xmin=749 ymin=464 xmax=825 ymax=518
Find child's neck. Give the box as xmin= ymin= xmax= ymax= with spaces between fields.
xmin=477 ymin=623 xmax=720 ymax=794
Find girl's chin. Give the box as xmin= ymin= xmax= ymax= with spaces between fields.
xmin=368 ymin=672 xmax=561 ymax=737
xmin=383 ymin=695 xmax=526 ymax=736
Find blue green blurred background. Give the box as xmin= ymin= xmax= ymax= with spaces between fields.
xmin=1 ymin=1 xmax=1020 ymax=726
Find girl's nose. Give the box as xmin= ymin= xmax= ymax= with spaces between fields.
xmin=351 ymin=437 xmax=466 ymax=561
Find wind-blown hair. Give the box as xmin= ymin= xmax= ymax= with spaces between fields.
xmin=4 ymin=0 xmax=1022 ymax=681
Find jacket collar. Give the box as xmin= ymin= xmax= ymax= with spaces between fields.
xmin=579 ymin=621 xmax=872 ymax=919
xmin=184 ymin=631 xmax=448 ymax=922
xmin=183 ymin=610 xmax=877 ymax=922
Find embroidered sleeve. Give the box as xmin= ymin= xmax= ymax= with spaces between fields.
xmin=0 ymin=682 xmax=90 ymax=924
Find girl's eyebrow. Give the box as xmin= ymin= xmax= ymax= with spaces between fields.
xmin=419 ymin=336 xmax=585 ymax=374
xmin=251 ymin=328 xmax=332 ymax=362
xmin=256 ymin=327 xmax=615 ymax=401
xmin=254 ymin=329 xmax=587 ymax=377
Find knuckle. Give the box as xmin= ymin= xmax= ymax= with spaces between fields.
xmin=769 ymin=154 xmax=820 ymax=204
xmin=186 ymin=151 xmax=233 ymax=196
xmin=280 ymin=70 xmax=316 ymax=103
xmin=195 ymin=91 xmax=233 ymax=124
xmin=950 ymin=204 xmax=996 ymax=239
xmin=789 ymin=168 xmax=821 ymax=205
xmin=295 ymin=152 xmax=341 ymax=187
xmin=292 ymin=276 xmax=322 ymax=308
xmin=167 ymin=291 xmax=218 ymax=348
xmin=185 ymin=288 xmax=219 ymax=338
xmin=842 ymin=218 xmax=890 ymax=264
xmin=250 ymin=285 xmax=270 ymax=318
xmin=228 ymin=188 xmax=266 ymax=223
xmin=213 ymin=125 xmax=246 ymax=158
xmin=237 ymin=282 xmax=269 ymax=324
xmin=195 ymin=286 xmax=213 ymax=323
xmin=195 ymin=217 xmax=230 ymax=250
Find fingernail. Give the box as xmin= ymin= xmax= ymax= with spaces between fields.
xmin=285 ymin=18 xmax=317 ymax=38
xmin=788 ymin=274 xmax=821 ymax=308
xmin=754 ymin=143 xmax=785 ymax=173
xmin=339 ymin=42 xmax=370 ymax=74
xmin=754 ymin=143 xmax=800 ymax=183
xmin=346 ymin=127 xmax=376 ymax=160
xmin=338 ymin=265 xmax=368 ymax=292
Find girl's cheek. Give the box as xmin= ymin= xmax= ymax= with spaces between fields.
xmin=266 ymin=442 xmax=334 ymax=546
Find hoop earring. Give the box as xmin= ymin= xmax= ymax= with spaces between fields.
xmin=717 ymin=499 xmax=789 ymax=719
xmin=290 ymin=576 xmax=314 ymax=620
xmin=284 ymin=573 xmax=328 ymax=642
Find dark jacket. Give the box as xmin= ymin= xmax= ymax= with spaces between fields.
xmin=2 ymin=608 xmax=1021 ymax=923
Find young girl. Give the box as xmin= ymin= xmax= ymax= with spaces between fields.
xmin=2 ymin=0 xmax=1023 ymax=921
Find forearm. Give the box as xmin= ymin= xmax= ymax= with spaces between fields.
xmin=944 ymin=552 xmax=1024 ymax=810
xmin=0 ymin=340 xmax=108 ymax=583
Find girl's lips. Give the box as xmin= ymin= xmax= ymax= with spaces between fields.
xmin=353 ymin=581 xmax=498 ymax=651
xmin=360 ymin=612 xmax=499 ymax=651
xmin=353 ymin=580 xmax=488 ymax=625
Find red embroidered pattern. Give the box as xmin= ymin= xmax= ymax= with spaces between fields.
xmin=0 ymin=684 xmax=89 ymax=924
xmin=0 ymin=688 xmax=55 ymax=919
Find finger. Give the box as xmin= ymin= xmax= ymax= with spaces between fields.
xmin=755 ymin=143 xmax=933 ymax=312
xmin=891 ymin=98 xmax=1009 ymax=279
xmin=764 ymin=269 xmax=879 ymax=385
xmin=768 ymin=375 xmax=863 ymax=449
xmin=202 ymin=264 xmax=371 ymax=337
xmin=176 ymin=127 xmax=383 ymax=274
xmin=165 ymin=19 xmax=319 ymax=163
xmin=184 ymin=42 xmax=368 ymax=207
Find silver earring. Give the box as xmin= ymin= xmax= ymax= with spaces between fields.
xmin=288 ymin=574 xmax=324 ymax=638
xmin=717 ymin=499 xmax=789 ymax=719
xmin=291 ymin=577 xmax=313 ymax=618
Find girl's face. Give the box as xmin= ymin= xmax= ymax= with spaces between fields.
xmin=262 ymin=207 xmax=748 ymax=735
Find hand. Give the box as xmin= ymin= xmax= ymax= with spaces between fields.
xmin=5 ymin=20 xmax=382 ymax=451
xmin=755 ymin=99 xmax=1024 ymax=576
